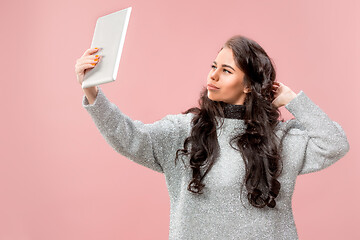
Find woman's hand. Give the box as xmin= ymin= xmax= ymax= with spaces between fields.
xmin=75 ymin=47 xmax=102 ymax=86
xmin=271 ymin=81 xmax=297 ymax=108
xmin=75 ymin=47 xmax=102 ymax=104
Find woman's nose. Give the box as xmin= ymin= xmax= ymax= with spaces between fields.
xmin=211 ymin=70 xmax=219 ymax=80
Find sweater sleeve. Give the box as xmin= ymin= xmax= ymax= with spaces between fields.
xmin=283 ymin=90 xmax=350 ymax=175
xmin=82 ymin=86 xmax=192 ymax=174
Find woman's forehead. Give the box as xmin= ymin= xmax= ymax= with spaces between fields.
xmin=215 ymin=47 xmax=239 ymax=71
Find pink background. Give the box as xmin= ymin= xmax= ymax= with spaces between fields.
xmin=1 ymin=0 xmax=359 ymax=239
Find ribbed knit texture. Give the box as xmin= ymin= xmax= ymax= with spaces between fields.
xmin=82 ymin=87 xmax=349 ymax=240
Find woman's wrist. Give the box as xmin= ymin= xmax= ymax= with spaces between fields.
xmin=285 ymin=91 xmax=297 ymax=105
xmin=83 ymin=86 xmax=98 ymax=104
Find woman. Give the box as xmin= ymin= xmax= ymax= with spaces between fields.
xmin=75 ymin=35 xmax=350 ymax=240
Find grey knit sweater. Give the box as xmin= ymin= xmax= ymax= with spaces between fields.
xmin=82 ymin=87 xmax=349 ymax=240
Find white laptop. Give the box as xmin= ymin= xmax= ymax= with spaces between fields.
xmin=82 ymin=7 xmax=132 ymax=89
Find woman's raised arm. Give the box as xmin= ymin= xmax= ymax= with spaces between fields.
xmin=82 ymin=86 xmax=193 ymax=173
xmin=282 ymin=91 xmax=350 ymax=175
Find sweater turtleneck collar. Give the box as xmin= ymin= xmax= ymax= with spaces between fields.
xmin=222 ymin=102 xmax=246 ymax=119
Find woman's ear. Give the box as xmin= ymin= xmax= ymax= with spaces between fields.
xmin=244 ymin=86 xmax=251 ymax=93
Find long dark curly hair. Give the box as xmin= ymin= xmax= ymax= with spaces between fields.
xmin=174 ymin=35 xmax=285 ymax=209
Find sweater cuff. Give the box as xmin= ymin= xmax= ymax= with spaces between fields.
xmin=284 ymin=90 xmax=315 ymax=118
xmin=82 ymin=86 xmax=110 ymax=115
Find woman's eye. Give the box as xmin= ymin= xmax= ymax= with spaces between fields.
xmin=211 ymin=65 xmax=231 ymax=74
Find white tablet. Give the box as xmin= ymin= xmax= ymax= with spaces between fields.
xmin=82 ymin=7 xmax=132 ymax=89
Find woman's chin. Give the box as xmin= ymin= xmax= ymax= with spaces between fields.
xmin=207 ymin=94 xmax=219 ymax=102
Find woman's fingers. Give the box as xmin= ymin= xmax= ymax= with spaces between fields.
xmin=75 ymin=48 xmax=102 ymax=85
xmin=82 ymin=47 xmax=100 ymax=57
xmin=77 ymin=62 xmax=96 ymax=73
xmin=272 ymin=81 xmax=280 ymax=91
xmin=76 ymin=55 xmax=101 ymax=72
xmin=79 ymin=54 xmax=102 ymax=65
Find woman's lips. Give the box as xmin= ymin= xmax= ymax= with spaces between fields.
xmin=207 ymin=84 xmax=219 ymax=90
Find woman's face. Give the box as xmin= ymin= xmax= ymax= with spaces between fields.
xmin=207 ymin=47 xmax=250 ymax=105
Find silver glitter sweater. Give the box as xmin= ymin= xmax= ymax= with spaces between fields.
xmin=82 ymin=87 xmax=349 ymax=240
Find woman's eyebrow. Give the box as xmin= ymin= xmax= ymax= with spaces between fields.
xmin=213 ymin=61 xmax=235 ymax=71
